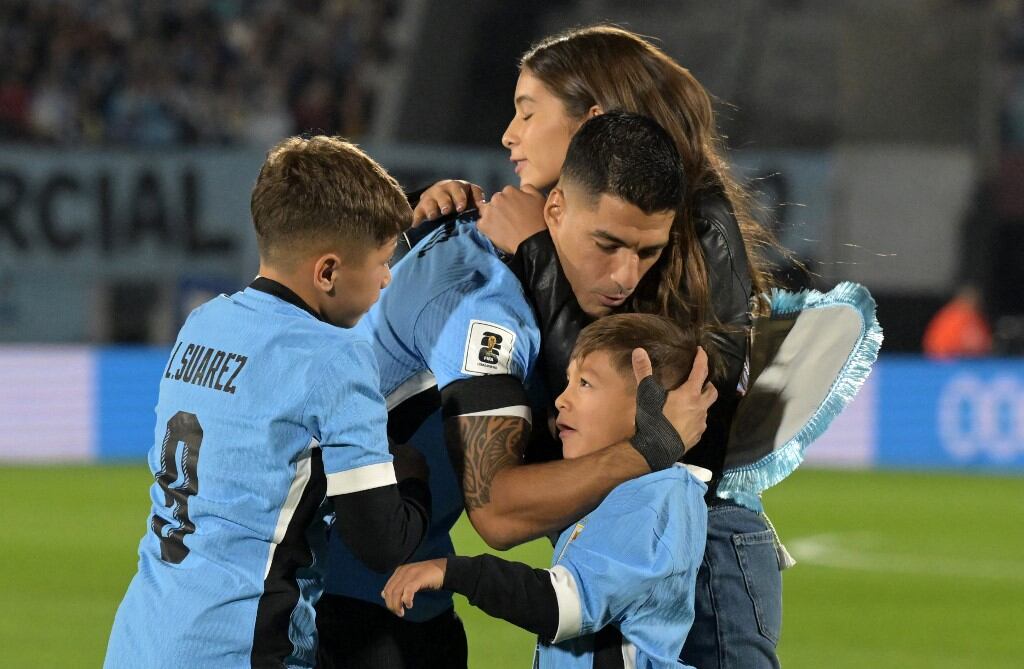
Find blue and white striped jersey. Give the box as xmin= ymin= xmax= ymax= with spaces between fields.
xmin=538 ymin=464 xmax=710 ymax=669
xmin=324 ymin=218 xmax=542 ymax=620
xmin=105 ymin=282 xmax=396 ymax=669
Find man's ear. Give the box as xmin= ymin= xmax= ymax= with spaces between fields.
xmin=313 ymin=253 xmax=342 ymax=296
xmin=544 ymin=186 xmax=565 ymax=232
xmin=587 ymin=104 xmax=603 ymax=119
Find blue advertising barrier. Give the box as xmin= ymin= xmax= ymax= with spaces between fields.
xmin=876 ymin=357 xmax=1024 ymax=469
xmin=1 ymin=347 xmax=1022 ymax=472
xmin=95 ymin=348 xmax=166 ymax=461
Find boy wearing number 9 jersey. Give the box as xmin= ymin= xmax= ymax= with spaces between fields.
xmin=104 ymin=136 xmax=432 ymax=669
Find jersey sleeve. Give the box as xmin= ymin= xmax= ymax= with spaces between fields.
xmin=308 ymin=338 xmax=396 ymax=497
xmin=414 ymin=274 xmax=541 ymax=391
xmin=548 ymin=503 xmax=675 ymax=643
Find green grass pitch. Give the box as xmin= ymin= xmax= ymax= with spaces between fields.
xmin=1 ymin=466 xmax=1022 ymax=667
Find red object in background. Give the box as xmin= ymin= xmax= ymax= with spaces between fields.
xmin=923 ymin=290 xmax=993 ymax=358
xmin=0 ymin=82 xmax=31 ymax=131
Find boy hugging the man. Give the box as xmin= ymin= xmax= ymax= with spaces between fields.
xmin=105 ymin=136 xmax=432 ymax=669
xmin=383 ymin=313 xmax=711 ymax=669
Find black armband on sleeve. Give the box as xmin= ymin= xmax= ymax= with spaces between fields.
xmin=508 ymin=230 xmax=592 ymax=398
xmin=440 ymin=374 xmax=531 ymax=421
xmin=331 ymin=481 xmax=431 ymax=574
xmin=387 ymin=385 xmax=442 ymax=445
xmin=443 ymin=554 xmax=559 ymax=640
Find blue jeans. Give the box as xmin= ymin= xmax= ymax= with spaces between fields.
xmin=681 ymin=500 xmax=783 ymax=669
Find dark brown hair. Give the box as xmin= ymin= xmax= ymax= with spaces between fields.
xmin=561 ymin=111 xmax=684 ymax=215
xmin=251 ymin=135 xmax=410 ymax=267
xmin=521 ymin=25 xmax=780 ymax=327
xmin=570 ymin=313 xmax=704 ymax=390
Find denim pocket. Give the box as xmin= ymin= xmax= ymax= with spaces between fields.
xmin=732 ymin=529 xmax=783 ymax=646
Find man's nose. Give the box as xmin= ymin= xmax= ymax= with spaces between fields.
xmin=610 ymin=252 xmax=640 ymax=294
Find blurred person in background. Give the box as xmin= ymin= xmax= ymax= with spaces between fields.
xmin=923 ymin=284 xmax=993 ymax=358
xmin=407 ymin=25 xmax=790 ymax=669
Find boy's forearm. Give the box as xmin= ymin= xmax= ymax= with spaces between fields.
xmin=331 ymin=477 xmax=431 ymax=573
xmin=443 ymin=554 xmax=559 ymax=640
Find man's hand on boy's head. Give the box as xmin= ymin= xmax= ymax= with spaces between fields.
xmin=663 ymin=347 xmax=717 ymax=452
xmin=382 ymin=558 xmax=448 ymax=617
xmin=629 ymin=347 xmax=717 ymax=471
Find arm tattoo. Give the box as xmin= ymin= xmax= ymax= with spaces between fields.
xmin=446 ymin=415 xmax=528 ymax=511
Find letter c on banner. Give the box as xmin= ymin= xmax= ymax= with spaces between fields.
xmin=937 ymin=374 xmax=1024 ymax=462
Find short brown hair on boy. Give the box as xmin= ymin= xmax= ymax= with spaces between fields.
xmin=251 ymin=135 xmax=411 ymax=267
xmin=570 ymin=313 xmax=704 ymax=390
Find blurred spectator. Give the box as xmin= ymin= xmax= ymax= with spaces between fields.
xmin=922 ymin=285 xmax=993 ymax=359
xmin=0 ymin=0 xmax=385 ymax=146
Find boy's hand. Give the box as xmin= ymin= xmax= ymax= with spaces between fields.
xmin=412 ymin=180 xmax=486 ymax=226
xmin=382 ymin=558 xmax=448 ymax=617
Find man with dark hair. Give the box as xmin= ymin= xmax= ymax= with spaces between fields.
xmin=105 ymin=136 xmax=432 ymax=668
xmin=317 ymin=112 xmax=717 ymax=668
xmin=383 ymin=314 xmax=712 ymax=669
xmin=544 ymin=111 xmax=683 ymax=320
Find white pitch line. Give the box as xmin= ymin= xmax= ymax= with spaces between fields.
xmin=787 ymin=533 xmax=1024 ymax=582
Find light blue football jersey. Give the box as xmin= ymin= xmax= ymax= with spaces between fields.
xmin=324 ymin=218 xmax=542 ymax=621
xmin=538 ymin=464 xmax=709 ymax=669
xmin=104 ymin=283 xmax=397 ymax=669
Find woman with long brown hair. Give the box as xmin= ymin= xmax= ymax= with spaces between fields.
xmin=409 ymin=25 xmax=785 ymax=668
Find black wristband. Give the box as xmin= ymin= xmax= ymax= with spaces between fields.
xmin=629 ymin=376 xmax=685 ymax=471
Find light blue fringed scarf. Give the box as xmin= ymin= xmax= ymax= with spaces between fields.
xmin=715 ymin=281 xmax=883 ymax=513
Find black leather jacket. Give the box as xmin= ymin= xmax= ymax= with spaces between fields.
xmin=395 ymin=187 xmax=753 ymax=483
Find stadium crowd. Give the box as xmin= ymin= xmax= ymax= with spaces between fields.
xmin=0 ymin=0 xmax=392 ymax=146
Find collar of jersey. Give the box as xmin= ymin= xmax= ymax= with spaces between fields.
xmin=249 ymin=276 xmax=324 ymax=321
xmin=456 ymin=215 xmax=512 ymax=264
